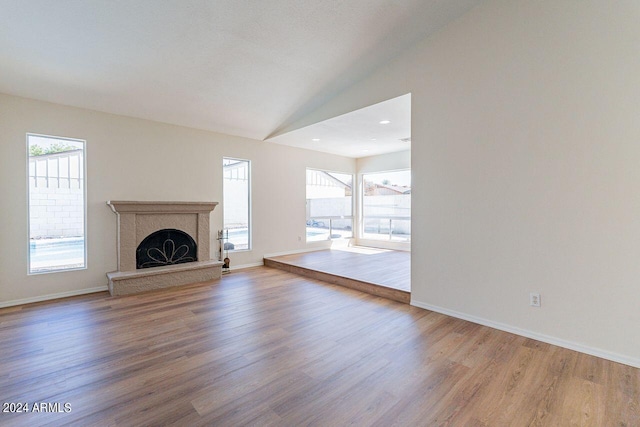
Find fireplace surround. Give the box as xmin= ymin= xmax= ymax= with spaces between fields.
xmin=106 ymin=201 xmax=223 ymax=295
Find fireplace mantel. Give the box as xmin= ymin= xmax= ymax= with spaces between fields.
xmin=106 ymin=200 xmax=223 ymax=295
xmin=107 ymin=201 xmax=218 ymax=214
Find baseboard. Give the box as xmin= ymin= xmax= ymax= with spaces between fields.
xmin=0 ymin=286 xmax=109 ymax=309
xmin=411 ymin=299 xmax=640 ymax=369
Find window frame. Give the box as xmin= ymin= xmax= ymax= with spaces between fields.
xmin=222 ymin=157 xmax=252 ymax=252
xmin=26 ymin=133 xmax=87 ymax=275
xmin=359 ymin=168 xmax=411 ymax=243
xmin=305 ymin=167 xmax=355 ymax=243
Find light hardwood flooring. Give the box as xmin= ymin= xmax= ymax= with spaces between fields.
xmin=265 ymin=247 xmax=410 ymax=303
xmin=0 ymin=267 xmax=638 ymax=426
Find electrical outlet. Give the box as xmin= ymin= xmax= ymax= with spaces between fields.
xmin=530 ymin=293 xmax=541 ymax=307
xmin=298 ymin=236 xmax=302 ymax=242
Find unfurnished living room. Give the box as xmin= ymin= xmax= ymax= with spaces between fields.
xmin=1 ymin=1 xmax=639 ymax=426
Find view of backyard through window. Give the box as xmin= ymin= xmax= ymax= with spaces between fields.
xmin=223 ymin=158 xmax=250 ymax=251
xmin=362 ymin=170 xmax=411 ymax=242
xmin=28 ymin=134 xmax=86 ymax=273
xmin=306 ymin=169 xmax=353 ymax=242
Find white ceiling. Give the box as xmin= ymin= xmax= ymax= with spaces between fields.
xmin=0 ymin=0 xmax=479 ymax=148
xmin=268 ymin=93 xmax=411 ymax=158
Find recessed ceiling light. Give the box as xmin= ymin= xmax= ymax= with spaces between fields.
xmin=311 ymin=138 xmax=320 ymax=142
xmin=370 ymin=138 xmax=377 ymax=141
xmin=362 ymin=149 xmax=370 ymax=152
xmin=379 ymin=120 xmax=391 ymax=125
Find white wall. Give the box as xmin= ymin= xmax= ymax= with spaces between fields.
xmin=356 ymin=150 xmax=410 ymax=175
xmin=0 ymin=93 xmax=354 ymax=305
xmin=287 ymin=0 xmax=640 ymax=365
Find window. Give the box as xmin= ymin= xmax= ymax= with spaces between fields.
xmin=362 ymin=170 xmax=411 ymax=242
xmin=223 ymin=158 xmax=251 ymax=251
xmin=27 ymin=134 xmax=86 ymax=273
xmin=306 ymin=169 xmax=353 ymax=242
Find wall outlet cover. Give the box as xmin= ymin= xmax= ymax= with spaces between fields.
xmin=530 ymin=292 xmax=541 ymax=307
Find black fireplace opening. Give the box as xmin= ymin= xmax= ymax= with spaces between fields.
xmin=136 ymin=229 xmax=197 ymax=269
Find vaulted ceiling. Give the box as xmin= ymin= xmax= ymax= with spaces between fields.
xmin=0 ymin=0 xmax=479 ymax=146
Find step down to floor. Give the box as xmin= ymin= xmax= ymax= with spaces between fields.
xmin=264 ymin=257 xmax=410 ymax=304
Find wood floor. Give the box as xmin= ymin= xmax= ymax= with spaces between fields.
xmin=0 ymin=267 xmax=638 ymax=426
xmin=265 ymin=247 xmax=410 ymax=303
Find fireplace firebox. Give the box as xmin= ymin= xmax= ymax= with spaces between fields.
xmin=136 ymin=228 xmax=197 ymax=269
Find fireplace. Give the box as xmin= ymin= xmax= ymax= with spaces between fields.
xmin=106 ymin=201 xmax=223 ymax=295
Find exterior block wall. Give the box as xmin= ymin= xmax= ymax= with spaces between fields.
xmin=28 ymin=150 xmax=84 ymax=239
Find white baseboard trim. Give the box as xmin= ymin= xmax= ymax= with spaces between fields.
xmin=263 ymin=248 xmax=326 ymax=258
xmin=0 ymin=286 xmax=109 ymax=309
xmin=411 ymin=299 xmax=640 ymax=369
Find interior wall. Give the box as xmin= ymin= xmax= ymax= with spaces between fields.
xmin=0 ymin=93 xmax=355 ymax=305
xmin=356 ymin=150 xmax=410 ymax=175
xmin=285 ymin=0 xmax=640 ymax=365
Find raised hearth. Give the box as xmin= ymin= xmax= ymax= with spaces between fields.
xmin=106 ymin=201 xmax=223 ymax=296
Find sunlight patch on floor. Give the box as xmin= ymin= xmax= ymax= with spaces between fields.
xmin=332 ymin=245 xmax=393 ymax=255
